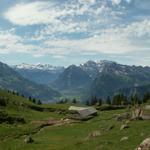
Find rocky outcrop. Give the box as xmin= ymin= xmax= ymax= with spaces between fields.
xmin=135 ymin=138 xmax=150 ymax=150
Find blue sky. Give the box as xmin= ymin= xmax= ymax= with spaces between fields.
xmin=0 ymin=0 xmax=150 ymax=66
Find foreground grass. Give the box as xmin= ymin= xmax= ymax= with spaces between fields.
xmin=0 ymin=90 xmax=150 ymax=150
xmin=0 ymin=107 xmax=150 ymax=150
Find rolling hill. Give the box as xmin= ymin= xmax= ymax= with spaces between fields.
xmin=54 ymin=65 xmax=92 ymax=90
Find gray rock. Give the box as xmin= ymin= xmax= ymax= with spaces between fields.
xmin=24 ymin=135 xmax=34 ymax=143
xmin=85 ymin=130 xmax=101 ymax=141
xmin=116 ymin=113 xmax=130 ymax=121
xmin=120 ymin=136 xmax=128 ymax=141
xmin=120 ymin=124 xmax=129 ymax=130
xmin=136 ymin=137 xmax=150 ymax=150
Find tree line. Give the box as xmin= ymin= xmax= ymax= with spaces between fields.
xmin=86 ymin=92 xmax=150 ymax=106
xmin=3 ymin=90 xmax=42 ymax=105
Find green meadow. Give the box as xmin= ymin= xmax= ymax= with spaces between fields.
xmin=0 ymin=90 xmax=150 ymax=150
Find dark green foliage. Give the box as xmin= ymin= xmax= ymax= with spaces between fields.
xmin=57 ymin=98 xmax=69 ymax=104
xmin=130 ymin=93 xmax=141 ymax=106
xmin=106 ymin=96 xmax=111 ymax=105
xmin=143 ymin=92 xmax=150 ymax=103
xmin=97 ymin=98 xmax=102 ymax=106
xmin=112 ymin=93 xmax=128 ymax=105
xmin=0 ymin=111 xmax=25 ymax=124
xmin=97 ymin=105 xmax=126 ymax=111
xmin=29 ymin=96 xmax=32 ymax=101
xmin=90 ymin=96 xmax=98 ymax=105
xmin=0 ymin=97 xmax=8 ymax=106
xmin=37 ymin=100 xmax=42 ymax=105
xmin=32 ymin=98 xmax=36 ymax=104
xmin=86 ymin=100 xmax=90 ymax=106
xmin=64 ymin=98 xmax=69 ymax=103
xmin=72 ymin=98 xmax=77 ymax=104
xmin=57 ymin=99 xmax=64 ymax=104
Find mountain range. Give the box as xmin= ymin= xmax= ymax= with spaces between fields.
xmin=0 ymin=62 xmax=60 ymax=102
xmin=13 ymin=63 xmax=64 ymax=85
xmin=12 ymin=60 xmax=150 ymax=101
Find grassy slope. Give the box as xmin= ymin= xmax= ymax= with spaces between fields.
xmin=0 ymin=91 xmax=150 ymax=150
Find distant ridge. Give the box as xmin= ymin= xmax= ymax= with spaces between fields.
xmin=0 ymin=61 xmax=61 ymax=101
xmin=10 ymin=60 xmax=150 ymax=100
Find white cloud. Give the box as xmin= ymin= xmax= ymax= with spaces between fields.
xmin=4 ymin=1 xmax=64 ymax=25
xmin=2 ymin=0 xmax=150 ymax=64
xmin=28 ymin=2 xmax=123 ymax=40
xmin=0 ymin=29 xmax=39 ymax=54
xmin=4 ymin=0 xmax=123 ymax=27
xmin=111 ymin=0 xmax=132 ymax=5
xmin=39 ymin=19 xmax=150 ymax=57
xmin=0 ymin=29 xmax=21 ymax=47
xmin=111 ymin=0 xmax=122 ymax=5
xmin=1 ymin=18 xmax=150 ymax=58
xmin=78 ymin=0 xmax=96 ymax=5
xmin=43 ymin=35 xmax=135 ymax=55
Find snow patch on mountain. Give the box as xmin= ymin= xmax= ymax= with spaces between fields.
xmin=13 ymin=63 xmax=65 ymax=72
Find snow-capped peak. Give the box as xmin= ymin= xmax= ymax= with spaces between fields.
xmin=13 ymin=63 xmax=64 ymax=71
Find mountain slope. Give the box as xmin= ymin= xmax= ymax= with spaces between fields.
xmin=0 ymin=62 xmax=60 ymax=101
xmin=8 ymin=60 xmax=150 ymax=100
xmin=54 ymin=65 xmax=91 ymax=90
xmin=118 ymin=84 xmax=150 ymax=98
xmin=89 ymin=61 xmax=150 ymax=98
xmin=13 ymin=63 xmax=64 ymax=85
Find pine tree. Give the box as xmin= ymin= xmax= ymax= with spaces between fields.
xmin=143 ymin=92 xmax=150 ymax=103
xmin=72 ymin=98 xmax=77 ymax=104
xmin=130 ymin=93 xmax=140 ymax=106
xmin=98 ymin=98 xmax=102 ymax=106
xmin=37 ymin=100 xmax=42 ymax=105
xmin=112 ymin=94 xmax=121 ymax=105
xmin=32 ymin=98 xmax=36 ymax=104
xmin=86 ymin=100 xmax=90 ymax=106
xmin=91 ymin=96 xmax=98 ymax=105
xmin=106 ymin=96 xmax=111 ymax=105
xmin=29 ymin=96 xmax=32 ymax=101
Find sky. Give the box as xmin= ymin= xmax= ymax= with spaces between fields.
xmin=0 ymin=0 xmax=150 ymax=66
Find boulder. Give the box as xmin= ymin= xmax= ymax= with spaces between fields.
xmin=135 ymin=138 xmax=150 ymax=150
xmin=116 ymin=113 xmax=130 ymax=121
xmin=24 ymin=135 xmax=34 ymax=143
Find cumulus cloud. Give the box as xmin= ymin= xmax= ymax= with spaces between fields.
xmin=0 ymin=29 xmax=38 ymax=54
xmin=1 ymin=19 xmax=150 ymax=58
xmin=4 ymin=1 xmax=63 ymax=25
xmin=111 ymin=0 xmax=132 ymax=5
xmin=1 ymin=0 xmax=150 ymax=66
xmin=111 ymin=0 xmax=122 ymax=5
xmin=37 ymin=19 xmax=150 ymax=57
xmin=4 ymin=0 xmax=123 ymax=26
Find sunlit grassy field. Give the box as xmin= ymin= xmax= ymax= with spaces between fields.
xmin=0 ymin=90 xmax=150 ymax=150
xmin=0 ymin=108 xmax=150 ymax=150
